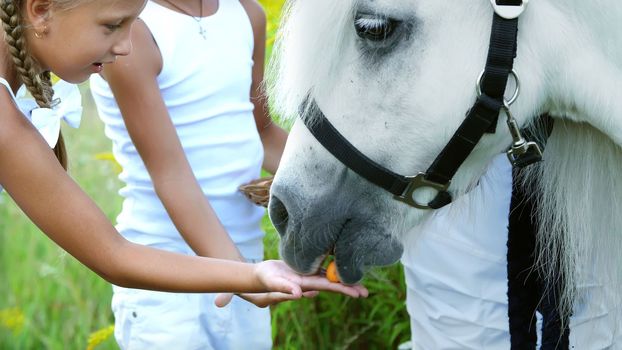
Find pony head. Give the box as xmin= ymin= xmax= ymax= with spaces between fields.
xmin=268 ymin=0 xmax=622 ymax=284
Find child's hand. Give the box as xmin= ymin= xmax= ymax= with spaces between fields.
xmin=214 ymin=260 xmax=368 ymax=308
xmin=255 ymin=260 xmax=368 ymax=298
xmin=215 ymin=290 xmax=320 ymax=308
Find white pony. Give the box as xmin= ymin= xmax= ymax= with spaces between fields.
xmin=268 ymin=0 xmax=622 ymax=342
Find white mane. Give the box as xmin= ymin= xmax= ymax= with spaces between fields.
xmin=268 ymin=0 xmax=358 ymax=119
xmin=269 ymin=0 xmax=622 ymax=319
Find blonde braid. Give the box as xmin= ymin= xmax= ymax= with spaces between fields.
xmin=1 ymin=0 xmax=68 ymax=169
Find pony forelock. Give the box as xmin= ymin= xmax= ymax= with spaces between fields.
xmin=268 ymin=0 xmax=358 ymax=121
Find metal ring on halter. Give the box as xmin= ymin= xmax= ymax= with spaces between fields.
xmin=476 ymin=69 xmax=520 ymax=106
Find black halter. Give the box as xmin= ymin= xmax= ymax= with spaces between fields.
xmin=303 ymin=0 xmax=538 ymax=210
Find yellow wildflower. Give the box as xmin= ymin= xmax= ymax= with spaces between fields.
xmin=86 ymin=324 xmax=115 ymax=350
xmin=0 ymin=307 xmax=25 ymax=333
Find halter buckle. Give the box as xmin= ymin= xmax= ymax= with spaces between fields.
xmin=394 ymin=173 xmax=450 ymax=210
xmin=503 ymin=104 xmax=543 ymax=167
xmin=490 ymin=0 xmax=529 ymax=19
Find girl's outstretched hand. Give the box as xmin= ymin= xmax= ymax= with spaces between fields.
xmin=214 ymin=260 xmax=368 ymax=308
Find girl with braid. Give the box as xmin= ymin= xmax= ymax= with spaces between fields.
xmin=0 ymin=0 xmax=366 ymax=329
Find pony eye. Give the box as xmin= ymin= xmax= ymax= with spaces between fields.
xmin=354 ymin=14 xmax=399 ymax=41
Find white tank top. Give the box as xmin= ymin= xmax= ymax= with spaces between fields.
xmin=90 ymin=0 xmax=265 ymax=259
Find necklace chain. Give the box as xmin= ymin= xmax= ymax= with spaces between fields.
xmin=160 ymin=0 xmax=207 ymax=39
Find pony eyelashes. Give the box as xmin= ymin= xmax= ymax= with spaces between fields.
xmin=354 ymin=16 xmax=395 ymax=41
xmin=354 ymin=13 xmax=408 ymax=47
xmin=355 ymin=16 xmax=388 ymax=30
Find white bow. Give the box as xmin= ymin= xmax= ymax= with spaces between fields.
xmin=15 ymin=80 xmax=83 ymax=148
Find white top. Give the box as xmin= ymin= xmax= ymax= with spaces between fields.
xmin=402 ymin=154 xmax=621 ymax=349
xmin=90 ymin=0 xmax=265 ymax=259
xmin=0 ymin=77 xmax=17 ymax=99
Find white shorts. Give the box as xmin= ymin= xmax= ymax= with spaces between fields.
xmin=111 ymin=286 xmax=272 ymax=350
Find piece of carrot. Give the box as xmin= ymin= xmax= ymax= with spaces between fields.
xmin=326 ymin=261 xmax=340 ymax=282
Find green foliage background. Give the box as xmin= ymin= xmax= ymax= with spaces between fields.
xmin=0 ymin=0 xmax=410 ymax=349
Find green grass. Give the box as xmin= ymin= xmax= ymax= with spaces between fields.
xmin=0 ymin=1 xmax=410 ymax=348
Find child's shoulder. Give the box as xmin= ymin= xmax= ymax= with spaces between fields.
xmin=238 ymin=0 xmax=266 ymax=26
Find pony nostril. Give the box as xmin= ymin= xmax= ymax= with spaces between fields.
xmin=268 ymin=195 xmax=289 ymax=236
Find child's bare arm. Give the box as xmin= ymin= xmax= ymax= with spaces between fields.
xmin=99 ymin=20 xmax=243 ymax=261
xmin=0 ymin=97 xmax=262 ymax=292
xmin=242 ymin=0 xmax=288 ymax=174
